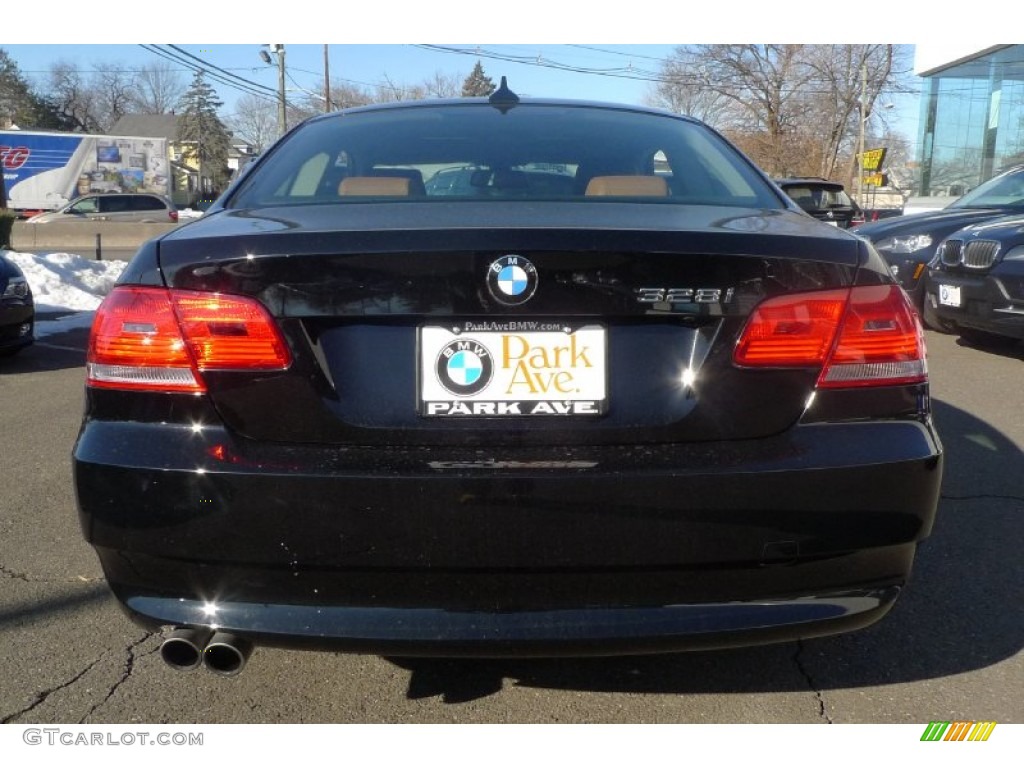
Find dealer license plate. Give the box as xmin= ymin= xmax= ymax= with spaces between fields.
xmin=419 ymin=322 xmax=607 ymax=417
xmin=938 ymin=284 xmax=961 ymax=308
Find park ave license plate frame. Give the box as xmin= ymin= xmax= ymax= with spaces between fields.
xmin=419 ymin=322 xmax=607 ymax=417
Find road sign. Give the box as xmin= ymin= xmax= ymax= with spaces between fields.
xmin=861 ymin=148 xmax=887 ymax=172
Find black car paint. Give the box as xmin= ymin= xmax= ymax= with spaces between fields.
xmin=146 ymin=205 xmax=871 ymax=448
xmin=0 ymin=254 xmax=34 ymax=355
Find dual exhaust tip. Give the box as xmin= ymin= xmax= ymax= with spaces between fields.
xmin=160 ymin=627 xmax=254 ymax=677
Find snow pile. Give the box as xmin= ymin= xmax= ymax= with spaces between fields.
xmin=2 ymin=250 xmax=128 ymax=340
xmin=3 ymin=250 xmax=127 ymax=312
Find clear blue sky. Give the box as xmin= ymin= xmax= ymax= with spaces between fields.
xmin=7 ymin=1 xmax=950 ymax=144
xmin=3 ymin=44 xmax=686 ymax=119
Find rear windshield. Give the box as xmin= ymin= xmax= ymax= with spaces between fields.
xmin=229 ymin=103 xmax=781 ymax=210
xmin=781 ymin=184 xmax=853 ymax=210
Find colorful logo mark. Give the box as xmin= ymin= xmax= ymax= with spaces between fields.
xmin=920 ymin=721 xmax=997 ymax=742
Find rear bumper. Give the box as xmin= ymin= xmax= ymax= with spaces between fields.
xmin=117 ymin=586 xmax=902 ymax=657
xmin=75 ymin=418 xmax=942 ymax=654
xmin=926 ymin=265 xmax=1024 ymax=339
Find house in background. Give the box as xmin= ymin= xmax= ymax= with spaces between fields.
xmin=110 ymin=114 xmax=255 ymax=206
xmin=110 ymin=115 xmax=190 ymax=206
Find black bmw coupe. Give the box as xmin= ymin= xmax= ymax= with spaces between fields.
xmin=73 ymin=86 xmax=942 ymax=675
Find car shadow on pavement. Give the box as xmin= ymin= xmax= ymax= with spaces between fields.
xmin=954 ymin=336 xmax=1024 ymax=360
xmin=0 ymin=332 xmax=88 ymax=374
xmin=388 ymin=398 xmax=1023 ymax=703
xmin=0 ymin=582 xmax=111 ymax=630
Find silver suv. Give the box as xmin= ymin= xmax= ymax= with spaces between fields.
xmin=28 ymin=193 xmax=179 ymax=224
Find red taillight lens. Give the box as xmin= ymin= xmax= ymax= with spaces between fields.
xmin=87 ymin=287 xmax=291 ymax=392
xmin=734 ymin=289 xmax=848 ymax=367
xmin=734 ymin=285 xmax=926 ymax=388
xmin=818 ymin=285 xmax=926 ymax=388
xmin=169 ymin=209 xmax=179 ymax=222
xmin=172 ymin=292 xmax=292 ymax=370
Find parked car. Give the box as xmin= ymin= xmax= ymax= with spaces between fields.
xmin=74 ymin=89 xmax=942 ymax=674
xmin=27 ymin=192 xmax=179 ymax=224
xmin=0 ymin=253 xmax=33 ymax=356
xmin=923 ymin=214 xmax=1024 ymax=345
xmin=774 ymin=177 xmax=864 ymax=228
xmin=175 ymin=198 xmax=218 ymax=221
xmin=855 ymin=164 xmax=1024 ymax=315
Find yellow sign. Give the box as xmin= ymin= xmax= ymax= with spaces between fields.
xmin=861 ymin=147 xmax=887 ymax=172
xmin=862 ymin=173 xmax=887 ymax=187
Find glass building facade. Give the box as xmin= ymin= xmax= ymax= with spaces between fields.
xmin=918 ymin=45 xmax=1024 ymax=196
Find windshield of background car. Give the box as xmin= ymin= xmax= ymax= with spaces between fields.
xmin=951 ymin=168 xmax=1024 ymax=209
xmin=229 ymin=104 xmax=782 ymax=210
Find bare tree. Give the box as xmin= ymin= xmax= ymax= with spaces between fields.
xmin=691 ymin=45 xmax=818 ymax=176
xmin=228 ymin=93 xmax=278 ymax=153
xmin=48 ymin=59 xmax=138 ymax=132
xmin=373 ymin=74 xmax=426 ymax=103
xmin=48 ymin=60 xmax=101 ymax=132
xmin=646 ymin=49 xmax=735 ymax=125
xmin=421 ymin=71 xmax=461 ymax=99
xmin=653 ymin=44 xmax=911 ymax=181
xmin=133 ymin=61 xmax=184 ymax=114
xmin=284 ymin=69 xmax=464 ymax=126
xmin=327 ymin=82 xmax=374 ymax=110
xmin=805 ymin=45 xmax=904 ymax=183
xmin=91 ymin=61 xmax=136 ymax=131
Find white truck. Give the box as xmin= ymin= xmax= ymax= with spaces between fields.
xmin=0 ymin=130 xmax=171 ymax=216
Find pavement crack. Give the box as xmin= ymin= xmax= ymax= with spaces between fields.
xmin=0 ymin=564 xmax=103 ymax=584
xmin=941 ymin=493 xmax=1024 ymax=503
xmin=78 ymin=632 xmax=158 ymax=724
xmin=794 ymin=640 xmax=833 ymax=724
xmin=1 ymin=655 xmax=106 ymax=724
xmin=0 ymin=564 xmax=30 ymax=582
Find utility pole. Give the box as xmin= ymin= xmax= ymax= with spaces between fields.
xmin=323 ymin=44 xmax=332 ymax=112
xmin=275 ymin=45 xmax=287 ymax=136
xmin=260 ymin=45 xmax=287 ymax=137
xmin=856 ymin=63 xmax=866 ymax=208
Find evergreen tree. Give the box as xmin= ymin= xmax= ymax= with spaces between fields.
xmin=0 ymin=48 xmax=66 ymax=129
xmin=175 ymin=70 xmax=233 ymax=195
xmin=461 ymin=61 xmax=495 ymax=97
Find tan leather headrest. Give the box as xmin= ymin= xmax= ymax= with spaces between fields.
xmin=584 ymin=175 xmax=668 ymax=197
xmin=338 ymin=177 xmax=411 ymax=196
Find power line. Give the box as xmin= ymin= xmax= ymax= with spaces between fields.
xmin=566 ymin=44 xmax=674 ymax=63
xmin=137 ymin=45 xmax=273 ymax=100
xmin=164 ymin=45 xmax=276 ymax=96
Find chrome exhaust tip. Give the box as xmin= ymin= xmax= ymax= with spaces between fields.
xmin=160 ymin=627 xmax=214 ymax=672
xmin=202 ymin=631 xmax=254 ymax=677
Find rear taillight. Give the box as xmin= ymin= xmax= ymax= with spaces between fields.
xmin=87 ymin=287 xmax=291 ymax=393
xmin=735 ymin=285 xmax=926 ymax=388
xmin=169 ymin=210 xmax=179 ymax=222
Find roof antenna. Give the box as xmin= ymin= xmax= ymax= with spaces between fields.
xmin=489 ymin=76 xmax=520 ymax=113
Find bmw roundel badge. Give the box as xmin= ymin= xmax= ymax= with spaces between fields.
xmin=486 ymin=255 xmax=538 ymax=306
xmin=435 ymin=338 xmax=494 ymax=396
